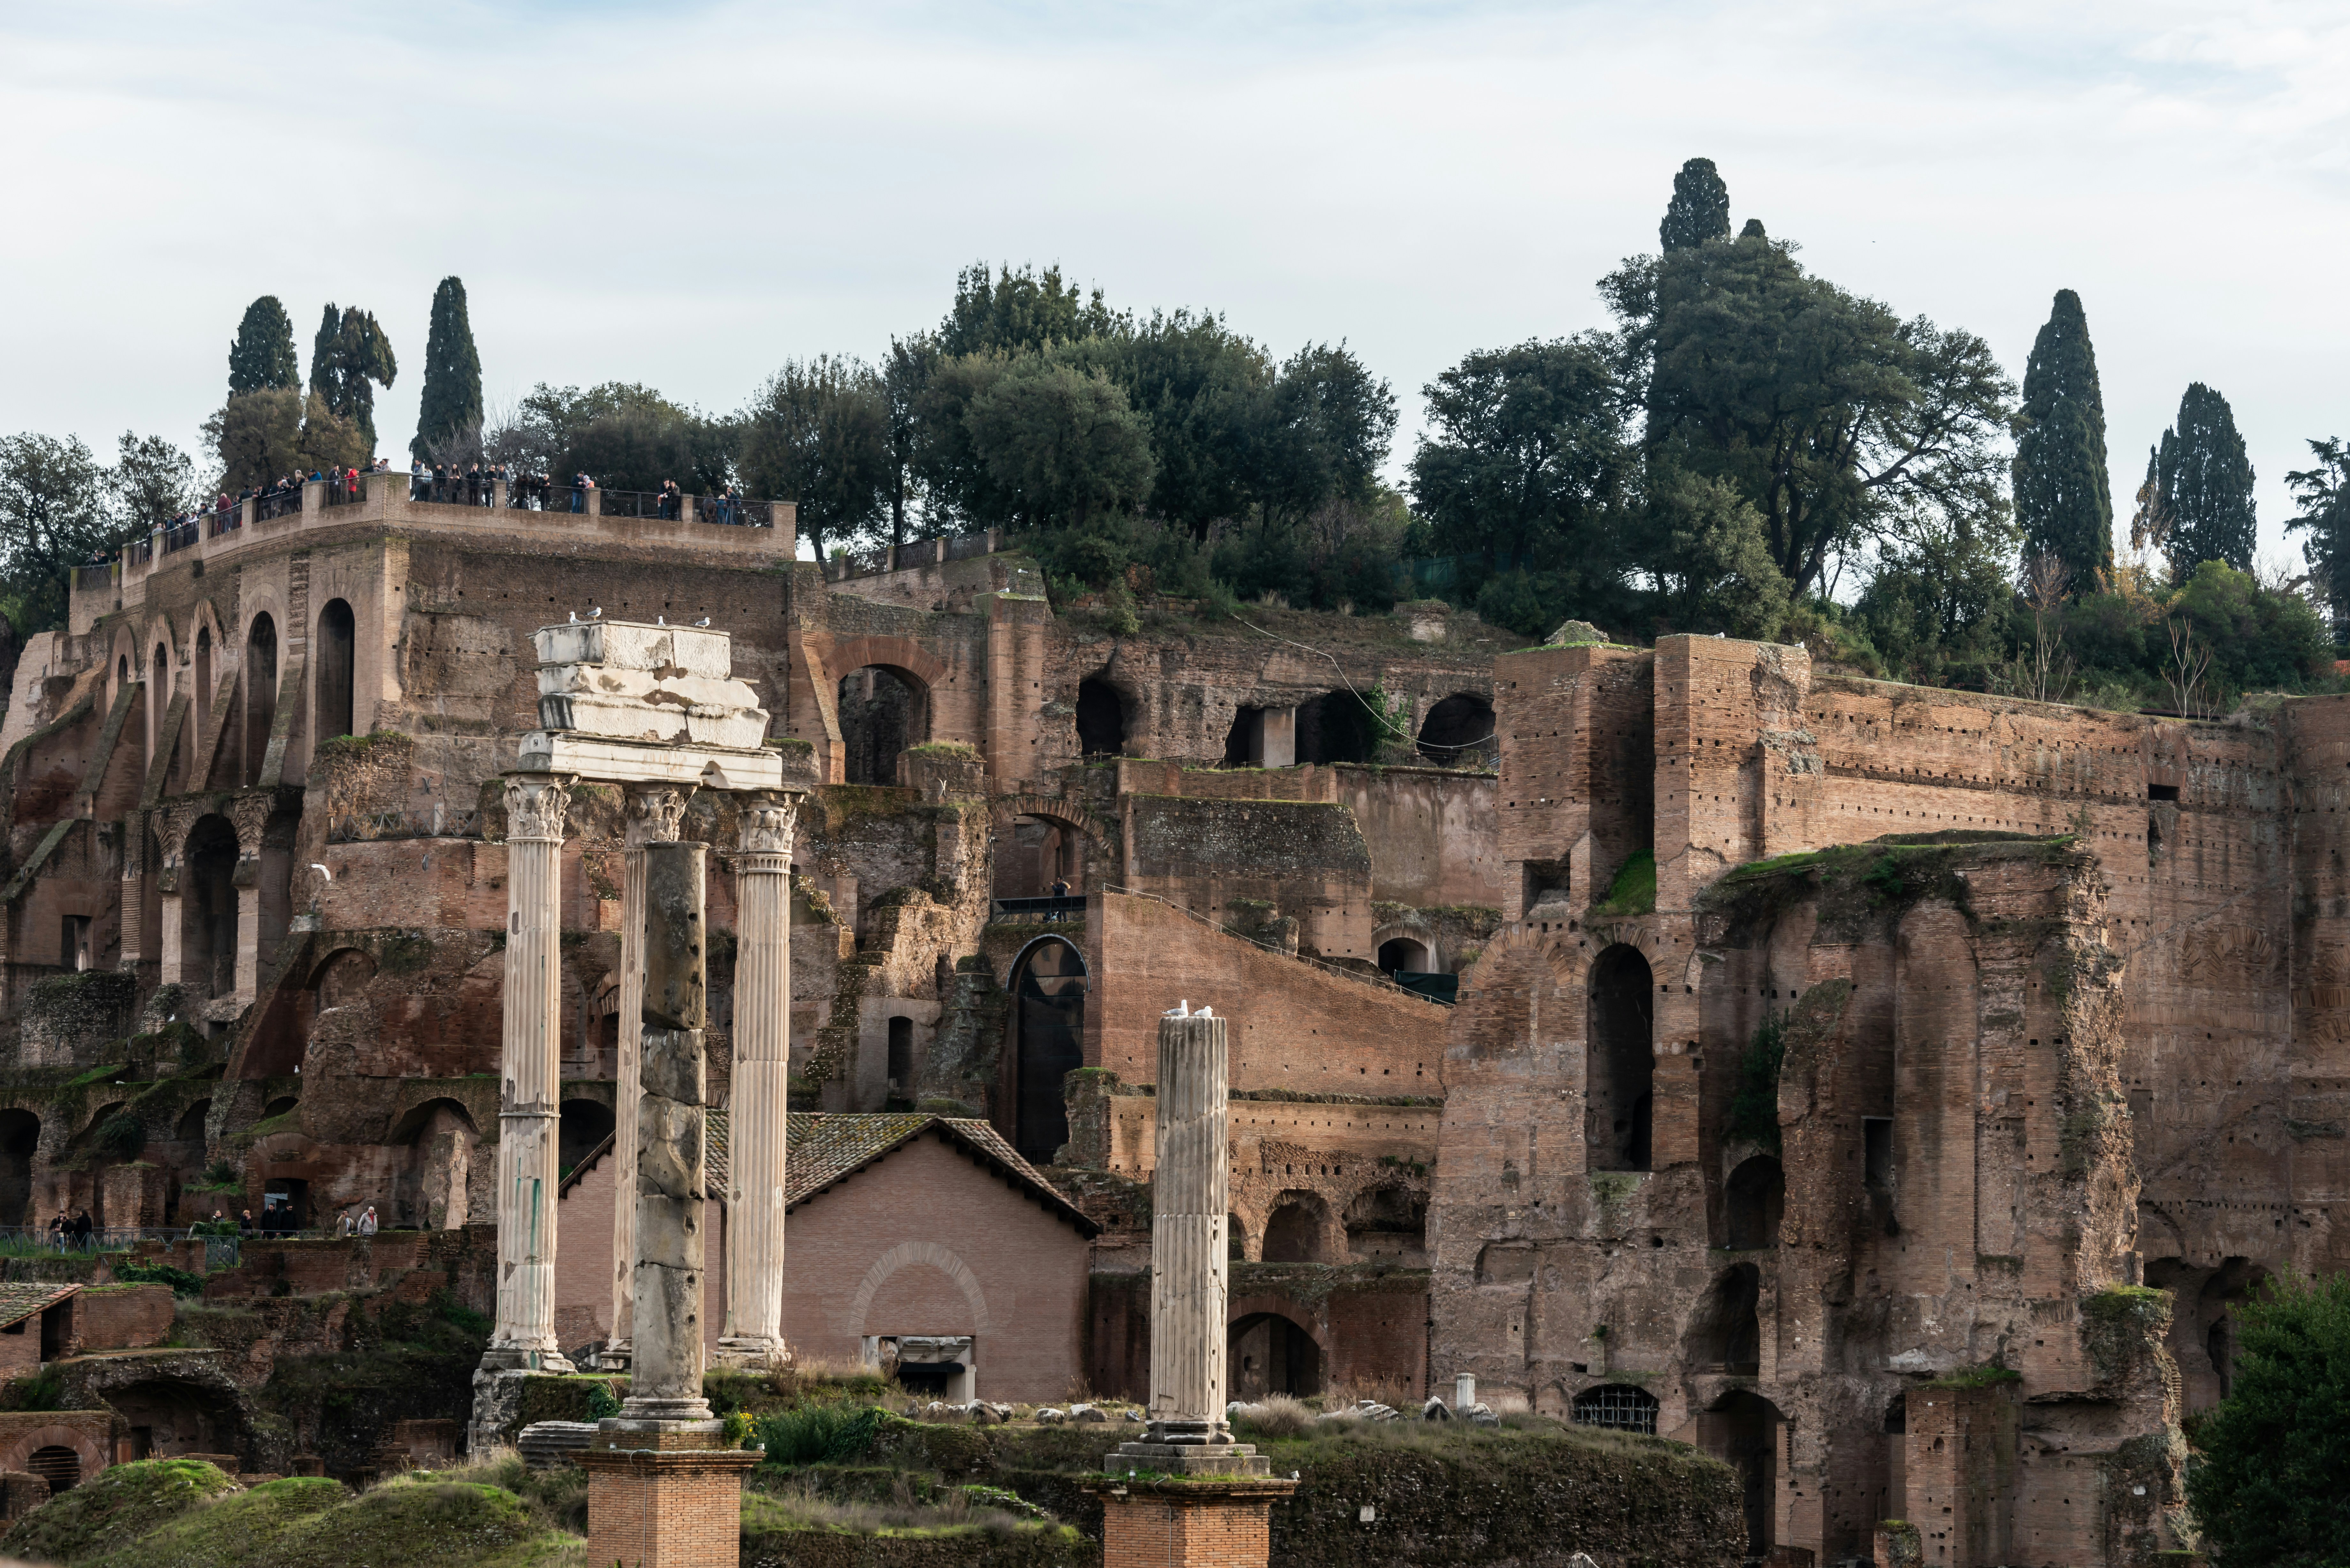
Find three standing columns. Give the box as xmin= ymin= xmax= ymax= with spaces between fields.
xmin=719 ymin=794 xmax=798 ymax=1365
xmin=487 ymin=774 xmax=577 ymax=1371
xmin=607 ymin=785 xmax=693 ymax=1367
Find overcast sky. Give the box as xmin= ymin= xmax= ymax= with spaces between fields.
xmin=4 ymin=1 xmax=2345 ymax=567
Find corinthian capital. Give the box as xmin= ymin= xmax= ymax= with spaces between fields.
xmin=737 ymin=794 xmax=800 ymax=859
xmin=625 ymin=785 xmax=694 ymax=848
xmin=503 ymin=774 xmax=574 ymax=841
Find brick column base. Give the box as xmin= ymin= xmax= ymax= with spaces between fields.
xmin=1089 ymin=1478 xmax=1299 ymax=1568
xmin=580 ymin=1441 xmax=759 ymax=1568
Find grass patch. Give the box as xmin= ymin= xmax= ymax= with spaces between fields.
xmin=1588 ymin=849 xmax=1655 ymax=918
xmin=0 ymin=1457 xmax=243 ymax=1564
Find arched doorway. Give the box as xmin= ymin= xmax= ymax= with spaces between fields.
xmin=1297 ymin=691 xmax=1378 ymax=765
xmin=1417 ymin=692 xmax=1496 ymax=767
xmin=560 ymin=1099 xmax=615 ymax=1180
xmin=1587 ymin=945 xmax=1654 ymax=1171
xmin=1377 ymin=936 xmax=1432 ymax=977
xmin=838 ymin=665 xmax=928 ymax=785
xmin=1076 ymin=677 xmax=1125 ymax=758
xmin=243 ymin=613 xmax=277 ymax=786
xmin=0 ymin=1111 xmax=38 ymax=1227
xmin=194 ymin=626 xmax=212 ymax=720
xmin=1262 ymin=1194 xmax=1335 ymax=1263
xmin=26 ymin=1446 xmax=80 ymax=1493
xmin=1012 ymin=937 xmax=1085 ymax=1163
xmin=149 ymin=644 xmax=169 ymax=765
xmin=388 ymin=1098 xmax=480 ymax=1229
xmin=315 ymin=599 xmax=355 ymax=742
xmin=1228 ymin=1312 xmax=1321 ymax=1398
xmin=1703 ymin=1390 xmax=1785 ymax=1557
xmin=1725 ymin=1155 xmax=1785 ymax=1250
xmin=1686 ymin=1262 xmax=1762 ymax=1375
xmin=887 ymin=1016 xmax=915 ymax=1102
xmin=994 ymin=815 xmax=1083 ymax=901
xmin=184 ymin=814 xmax=239 ymax=998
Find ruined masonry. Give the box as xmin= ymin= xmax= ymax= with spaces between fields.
xmin=0 ymin=476 xmax=2329 ymax=1564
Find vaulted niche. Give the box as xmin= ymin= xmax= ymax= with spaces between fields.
xmin=1586 ymin=944 xmax=1654 ymax=1171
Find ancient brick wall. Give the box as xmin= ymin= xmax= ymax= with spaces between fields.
xmin=1119 ymin=796 xmax=1374 ymax=962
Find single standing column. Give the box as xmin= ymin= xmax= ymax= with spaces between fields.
xmin=118 ymin=811 xmax=145 ymax=970
xmin=1107 ymin=1005 xmax=1269 ymax=1478
xmin=229 ymin=795 xmax=272 ymax=1004
xmin=608 ymin=785 xmax=692 ymax=1367
xmin=622 ymin=839 xmax=715 ymax=1424
xmin=719 ymin=793 xmax=798 ymax=1364
xmin=485 ymin=772 xmax=576 ymax=1373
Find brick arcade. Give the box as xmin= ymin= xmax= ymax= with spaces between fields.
xmin=0 ymin=475 xmax=2327 ymax=1563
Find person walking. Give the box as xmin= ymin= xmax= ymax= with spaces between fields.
xmin=358 ymin=1206 xmax=378 ymax=1237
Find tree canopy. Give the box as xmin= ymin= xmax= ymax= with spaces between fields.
xmin=1659 ymin=157 xmax=1731 ymax=253
xmin=2153 ymin=382 xmax=2256 ymax=578
xmin=2011 ymin=288 xmax=2112 ymax=592
xmin=309 ymin=304 xmax=397 ymax=453
xmin=2288 ymin=437 xmax=2350 ymax=642
xmin=413 ymin=276 xmax=483 ymax=461
xmin=227 ymin=296 xmax=299 ymax=396
xmin=738 ymin=357 xmax=890 ymax=558
xmin=2185 ymin=1271 xmax=2350 ymax=1565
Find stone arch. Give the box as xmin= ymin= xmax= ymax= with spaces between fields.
xmin=1702 ymin=1389 xmax=1785 ymax=1557
xmin=314 ymin=598 xmax=355 ymax=742
xmin=307 ymin=946 xmax=377 ymax=1006
xmin=1076 ymin=675 xmax=1126 ymax=757
xmin=1587 ymin=943 xmax=1654 ymax=1172
xmin=990 ymin=795 xmax=1108 ymax=901
xmin=187 ymin=601 xmax=227 ymax=720
xmin=1226 ymin=1303 xmax=1326 ymax=1398
xmin=1008 ymin=935 xmax=1086 ymax=1164
xmin=1261 ymin=1190 xmax=1339 ymax=1263
xmin=822 ymin=635 xmax=950 ymax=694
xmin=1685 ymin=1262 xmax=1762 ymax=1375
xmin=1725 ymin=1155 xmax=1784 ymax=1250
xmin=1373 ymin=928 xmax=1435 ymax=976
xmin=243 ymin=610 xmax=279 ymax=787
xmin=989 ymin=796 xmax=1108 ymax=852
xmin=847 ymin=1240 xmax=991 ymax=1335
xmin=1416 ymin=690 xmax=1496 ymax=767
xmin=387 ymin=1097 xmax=480 ymax=1229
xmin=182 ymin=813 xmax=239 ymax=998
xmin=0 ymin=1426 xmax=107 ymax=1488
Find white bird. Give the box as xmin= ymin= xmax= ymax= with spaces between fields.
xmin=1197 ymin=1005 xmax=1214 ymax=1018
xmin=1164 ymin=1000 xmax=1189 ymax=1018
xmin=589 ymin=606 xmax=602 ymax=619
xmin=657 ymin=614 xmax=666 ymax=625
xmin=568 ymin=610 xmax=578 ymax=623
xmin=309 ymin=863 xmax=333 ymax=882
xmin=694 ymin=616 xmax=710 ymax=627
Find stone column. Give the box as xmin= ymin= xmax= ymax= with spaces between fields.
xmin=229 ymin=794 xmax=272 ymax=1004
xmin=153 ymin=803 xmax=196 ymax=987
xmin=619 ymin=839 xmax=715 ymax=1423
xmin=118 ymin=811 xmax=145 ymax=970
xmin=607 ymin=786 xmax=692 ymax=1368
xmin=718 ymin=794 xmax=797 ymax=1365
xmin=484 ymin=773 xmax=576 ymax=1375
xmin=1108 ymin=1006 xmax=1268 ymax=1477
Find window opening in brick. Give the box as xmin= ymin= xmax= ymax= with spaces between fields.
xmin=837 ymin=665 xmax=929 ymax=785
xmin=1699 ymin=1389 xmax=1782 ymax=1556
xmin=1587 ymin=945 xmax=1654 ymax=1171
xmin=315 ymin=598 xmax=355 ymax=741
xmin=0 ymin=1109 xmax=37 ymax=1233
xmin=1571 ymin=1384 xmax=1659 ymax=1435
xmin=26 ymin=1446 xmax=79 ymax=1493
xmin=887 ymin=1016 xmax=914 ymax=1101
xmin=1417 ymin=693 xmax=1496 ymax=768
xmin=1012 ymin=937 xmax=1085 ymax=1163
xmin=1725 ymin=1155 xmax=1784 ymax=1250
xmin=2148 ymin=783 xmax=2179 ymax=801
xmin=1227 ymin=1311 xmax=1321 ymax=1398
xmin=243 ymin=613 xmax=277 ymax=787
xmin=559 ymin=1099 xmax=614 ymax=1181
xmin=1076 ymin=677 xmax=1125 ymax=758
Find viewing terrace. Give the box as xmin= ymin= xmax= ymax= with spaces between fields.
xmin=69 ymin=472 xmax=800 ymax=633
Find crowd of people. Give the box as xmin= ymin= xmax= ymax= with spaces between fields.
xmin=43 ymin=1208 xmax=94 ymax=1250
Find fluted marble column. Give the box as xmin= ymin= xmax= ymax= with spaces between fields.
xmin=620 ymin=839 xmax=715 ymax=1425
xmin=719 ymin=794 xmax=797 ymax=1363
xmin=229 ymin=794 xmax=272 ymax=1004
xmin=608 ymin=785 xmax=692 ymax=1366
xmin=486 ymin=773 xmax=576 ymax=1372
xmin=1149 ymin=1008 xmax=1231 ymax=1443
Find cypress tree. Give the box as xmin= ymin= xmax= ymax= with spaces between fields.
xmin=412 ymin=276 xmax=484 ymax=460
xmin=309 ymin=304 xmax=398 ymax=454
xmin=227 ymin=297 xmax=299 ymax=396
xmin=1660 ymin=158 xmax=1731 ymax=253
xmin=2011 ymin=289 xmax=2113 ymax=590
xmin=2158 ymin=383 xmax=2257 ymax=577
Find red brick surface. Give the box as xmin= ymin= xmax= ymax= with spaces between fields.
xmin=582 ymin=1446 xmax=759 ymax=1568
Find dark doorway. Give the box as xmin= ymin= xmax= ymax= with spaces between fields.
xmin=1076 ymin=678 xmax=1125 ymax=757
xmin=26 ymin=1446 xmax=79 ymax=1493
xmin=1687 ymin=1263 xmax=1762 ymax=1375
xmin=1416 ymin=693 xmax=1496 ymax=767
xmin=559 ymin=1100 xmax=615 ymax=1179
xmin=262 ymin=1179 xmax=308 ymax=1233
xmin=1262 ymin=1198 xmax=1331 ymax=1263
xmin=186 ymin=814 xmax=240 ymax=998
xmin=897 ymin=1360 xmax=963 ymax=1398
xmin=1705 ymin=1391 xmax=1782 ymax=1557
xmin=887 ymin=1017 xmax=914 ymax=1099
xmin=0 ymin=1111 xmax=37 ymax=1228
xmin=1725 ymin=1156 xmax=1785 ymax=1250
xmin=194 ymin=627 xmax=212 ymax=721
xmin=150 ymin=645 xmax=168 ymax=767
xmin=1013 ymin=938 xmax=1086 ymax=1163
xmin=1228 ymin=1312 xmax=1321 ymax=1398
xmin=1587 ymin=945 xmax=1654 ymax=1171
xmin=315 ymin=599 xmax=355 ymax=741
xmin=1377 ymin=937 xmax=1432 ymax=976
xmin=838 ymin=666 xmax=928 ymax=785
xmin=1222 ymin=707 xmax=1263 ymax=767
xmin=244 ymin=613 xmax=277 ymax=787
xmin=1297 ymin=691 xmax=1377 ymax=765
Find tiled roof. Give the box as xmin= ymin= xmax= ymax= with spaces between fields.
xmin=562 ymin=1108 xmax=1096 ymax=1238
xmin=0 ymin=1281 xmax=79 ymax=1331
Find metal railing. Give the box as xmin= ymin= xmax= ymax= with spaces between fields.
xmin=322 ymin=474 xmax=364 ymax=506
xmin=125 ymin=536 xmax=154 ymax=568
xmin=162 ymin=519 xmax=200 ymax=554
xmin=825 ymin=531 xmax=1000 ymax=581
xmin=597 ymin=489 xmax=685 ymax=520
xmin=206 ymin=505 xmax=242 ymax=539
xmin=72 ymin=564 xmax=112 ymax=593
xmin=992 ymin=894 xmax=1087 ymax=923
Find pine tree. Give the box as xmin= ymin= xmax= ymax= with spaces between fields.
xmin=412 ymin=276 xmax=484 ymax=460
xmin=2157 ymin=382 xmax=2256 ymax=577
xmin=309 ymin=303 xmax=398 ymax=454
xmin=1660 ymin=158 xmax=1731 ymax=253
xmin=2010 ymin=289 xmax=2113 ymax=591
xmin=227 ymin=297 xmax=299 ymax=396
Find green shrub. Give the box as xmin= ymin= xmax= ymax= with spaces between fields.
xmin=1725 ymin=1017 xmax=1785 ymax=1153
xmin=2185 ymin=1271 xmax=2350 ymax=1564
xmin=757 ymin=1403 xmax=885 ymax=1465
xmin=115 ymin=1261 xmax=205 ymax=1298
xmin=96 ymin=1112 xmax=146 ymax=1160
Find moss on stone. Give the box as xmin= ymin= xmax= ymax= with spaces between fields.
xmin=0 ymin=1456 xmax=242 ymax=1564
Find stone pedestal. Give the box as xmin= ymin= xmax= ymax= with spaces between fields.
xmin=581 ymin=1438 xmax=759 ymax=1568
xmin=1107 ymin=1008 xmax=1268 ymax=1479
xmin=716 ymin=794 xmax=796 ymax=1367
xmin=1089 ymin=1478 xmax=1298 ymax=1568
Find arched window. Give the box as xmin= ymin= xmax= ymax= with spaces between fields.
xmin=1587 ymin=945 xmax=1654 ymax=1172
xmin=1076 ymin=677 xmax=1125 ymax=757
xmin=1417 ymin=693 xmax=1496 ymax=767
xmin=184 ymin=814 xmax=240 ymax=998
xmin=26 ymin=1445 xmax=81 ymax=1493
xmin=1725 ymin=1155 xmax=1785 ymax=1250
xmin=1686 ymin=1263 xmax=1762 ymax=1375
xmin=1262 ymin=1195 xmax=1333 ymax=1263
xmin=194 ymin=626 xmax=212 ymax=718
xmin=1571 ymin=1384 xmax=1659 ymax=1435
xmin=244 ymin=613 xmax=277 ymax=787
xmin=838 ymin=665 xmax=929 ymax=785
xmin=1012 ymin=937 xmax=1085 ymax=1163
xmin=315 ymin=599 xmax=355 ymax=742
xmin=149 ymin=645 xmax=169 ymax=765
xmin=1377 ymin=937 xmax=1432 ymax=976
xmin=887 ymin=1016 xmax=914 ymax=1096
xmin=1228 ymin=1312 xmax=1321 ymax=1398
xmin=1704 ymin=1391 xmax=1784 ymax=1556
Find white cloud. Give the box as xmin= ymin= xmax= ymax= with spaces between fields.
xmin=2 ymin=0 xmax=2345 ymax=553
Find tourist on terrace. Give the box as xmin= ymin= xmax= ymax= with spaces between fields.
xmin=46 ymin=1211 xmax=64 ymax=1251
xmin=410 ymin=459 xmax=426 ymax=500
xmin=71 ymin=1210 xmax=91 ymax=1249
xmin=358 ymin=1206 xmax=378 ymax=1237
